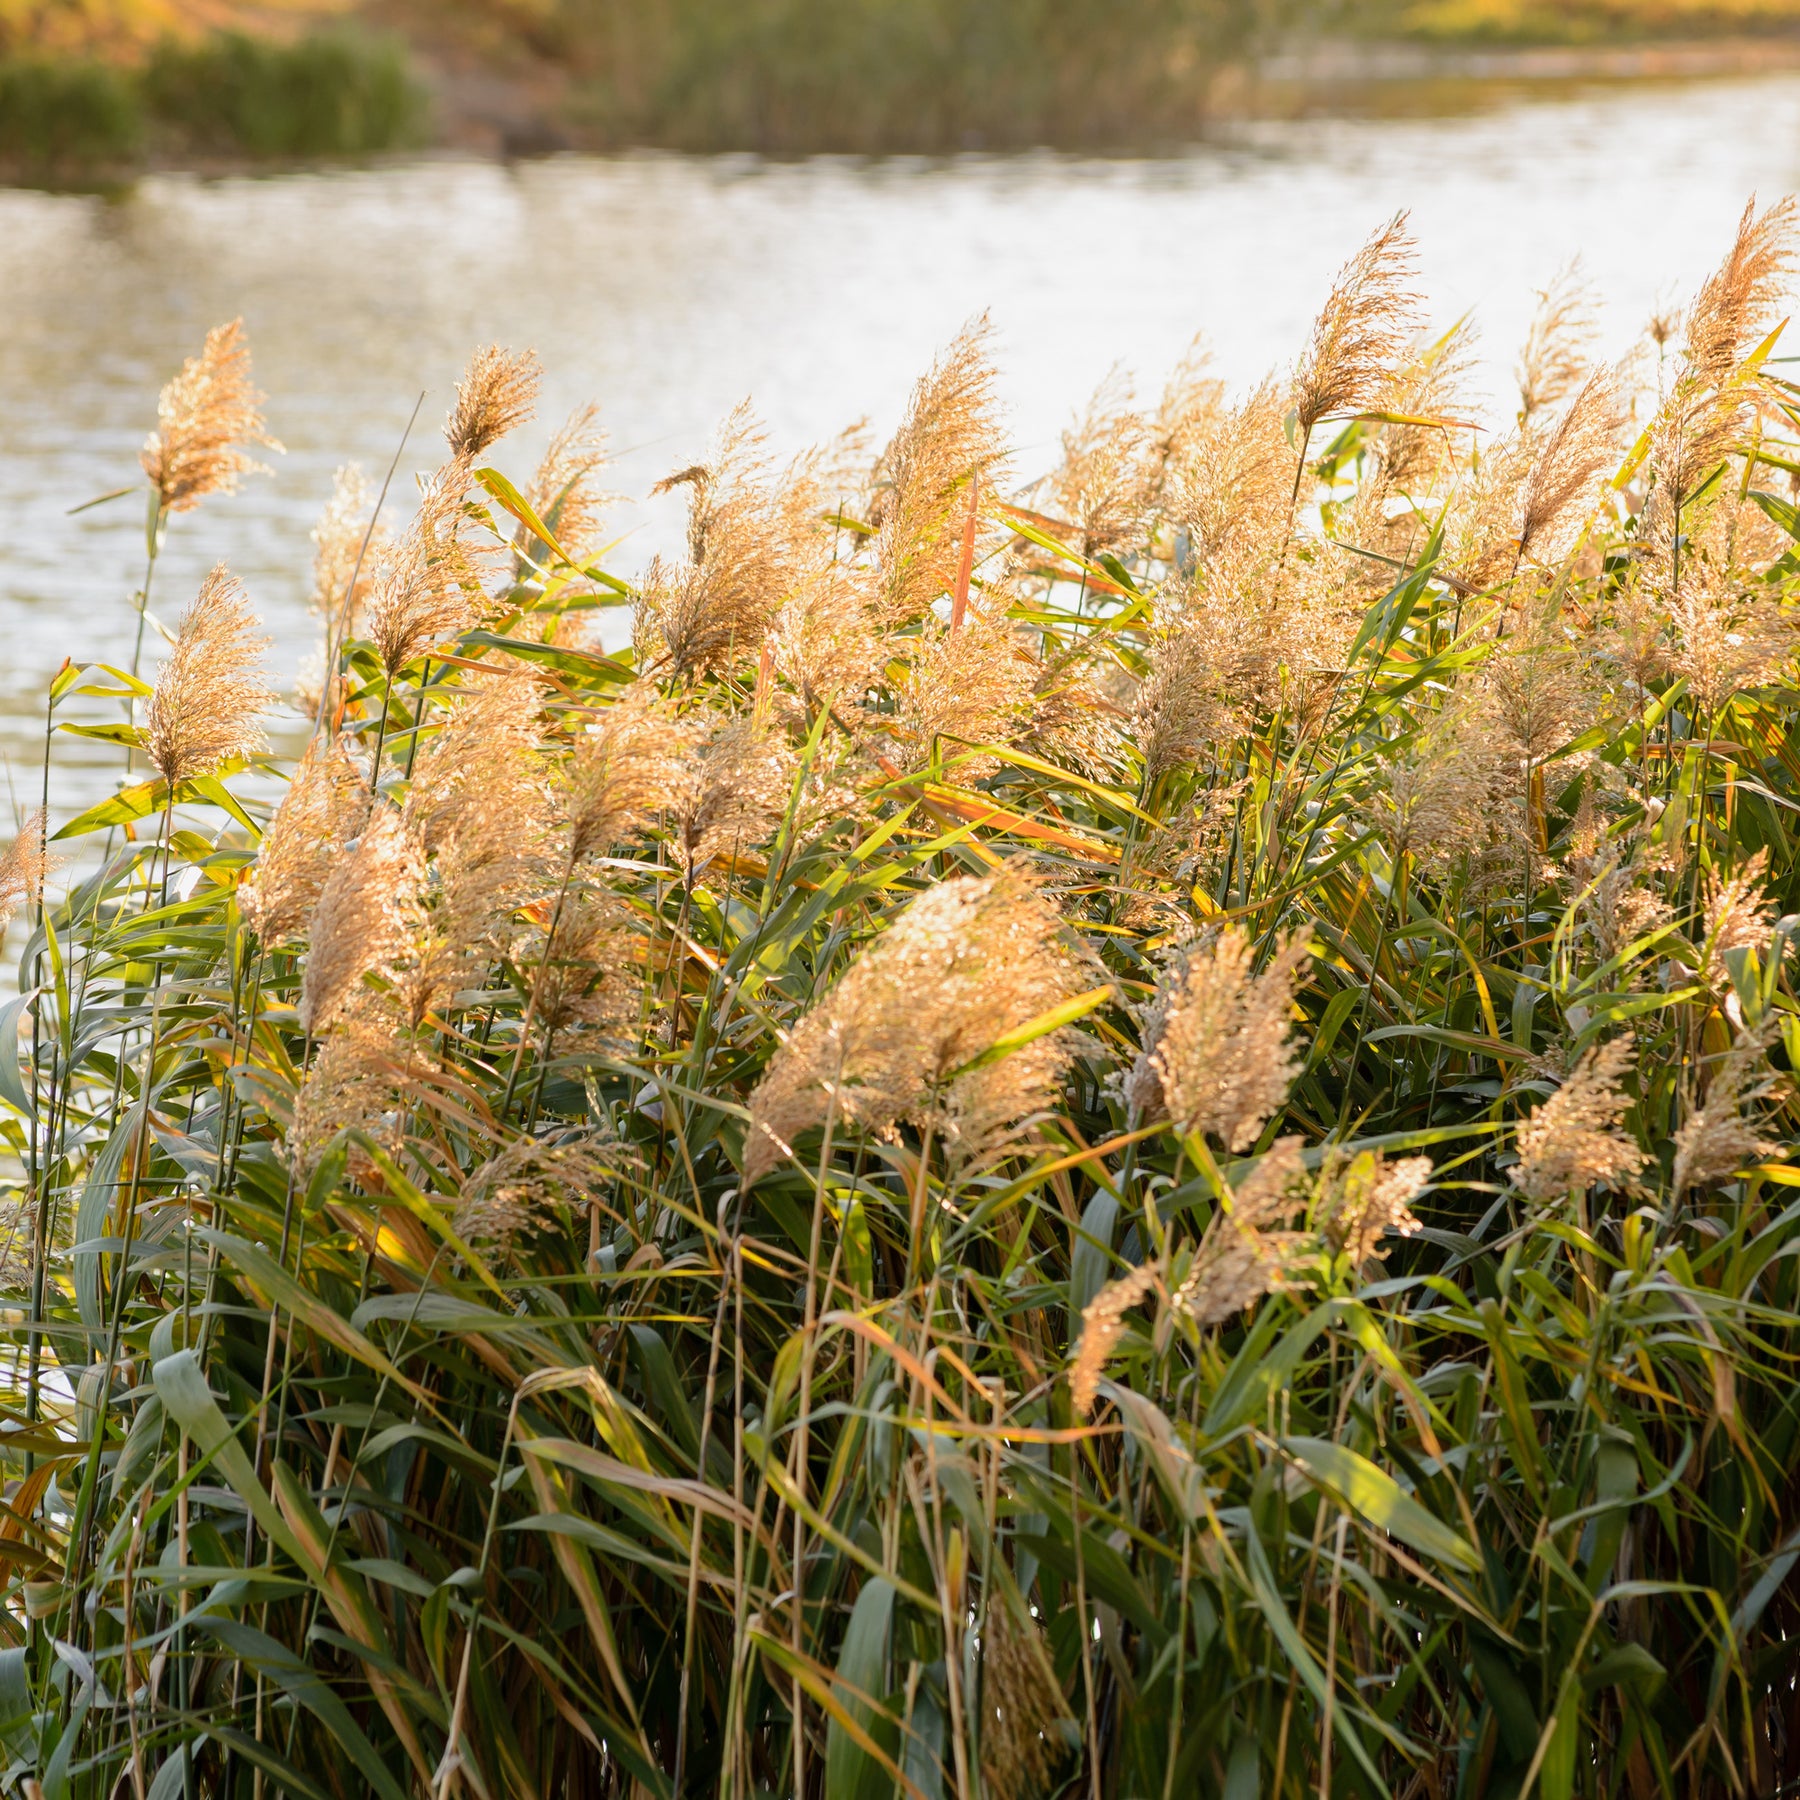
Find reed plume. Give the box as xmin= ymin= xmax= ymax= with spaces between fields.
xmin=1048 ymin=370 xmax=1154 ymax=559
xmin=560 ymin=684 xmax=698 ymax=863
xmin=1514 ymin=367 xmax=1627 ymax=568
xmin=1292 ymin=213 xmax=1421 ymax=435
xmin=1173 ymin=1139 xmax=1315 ymax=1326
xmin=894 ymin=601 xmax=1031 ymax=776
xmin=454 ymin=1133 xmax=627 ymax=1253
xmin=1702 ymin=850 xmax=1777 ymax=992
xmin=1167 ymin=378 xmax=1293 ymax=592
xmin=445 ymin=345 xmax=542 ymax=459
xmin=1673 ymin=1022 xmax=1784 ymax=1195
xmin=143 ymin=566 xmax=274 ymax=787
xmin=0 ymin=811 xmax=52 ymax=937
xmin=671 ymin=715 xmax=793 ymax=880
xmin=1517 ymin=261 xmax=1599 ymax=425
xmin=241 ymin=735 xmax=371 ymax=945
xmin=1661 ymin=563 xmax=1800 ymax=713
xmin=1683 ymin=196 xmax=1795 ymax=394
xmin=1070 ymin=1261 xmax=1159 ymax=1417
xmin=140 ymin=318 xmax=280 ymax=514
xmin=297 ymin=806 xmax=424 ymax=1038
xmin=1317 ymin=1149 xmax=1431 ymax=1268
xmin=977 ymin=1597 xmax=1072 ymax=1800
xmin=1647 ymin=199 xmax=1795 ymax=537
xmin=366 ymin=456 xmax=490 ymax=675
xmin=310 ymin=463 xmax=388 ymax=636
xmin=1367 ymin=698 xmax=1499 ymax=868
xmin=1125 ymin=927 xmax=1311 ymax=1150
xmin=637 ymin=404 xmax=789 ymax=679
xmin=1510 ymin=1039 xmax=1645 ymax=1200
xmin=870 ymin=321 xmax=1006 ymax=626
xmin=516 ymin=404 xmax=611 ymax=576
xmin=404 ymin=664 xmax=546 ymax=852
xmin=745 ymin=870 xmax=1089 ymax=1180
xmin=1132 ymin=617 xmax=1242 ymax=786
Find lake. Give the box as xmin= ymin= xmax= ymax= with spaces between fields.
xmin=5 ymin=68 xmax=1800 ymax=822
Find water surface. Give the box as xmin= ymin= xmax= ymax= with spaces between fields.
xmin=4 ymin=71 xmax=1800 ymax=819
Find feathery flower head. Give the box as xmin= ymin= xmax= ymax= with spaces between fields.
xmin=1316 ymin=1149 xmax=1430 ymax=1267
xmin=671 ymin=713 xmax=793 ymax=880
xmin=978 ymin=1598 xmax=1072 ymax=1800
xmin=1170 ymin=1140 xmax=1317 ymax=1327
xmin=515 ymin=402 xmax=612 ymax=582
xmin=870 ymin=320 xmax=1006 ymax=626
xmin=1515 ymin=366 xmax=1627 ymax=568
xmin=140 ymin=318 xmax=280 ymax=514
xmin=1511 ymin=1038 xmax=1646 ymax=1201
xmin=1070 ymin=1262 xmax=1159 ymax=1419
xmin=1704 ymin=847 xmax=1777 ymax=990
xmin=454 ymin=1132 xmax=630 ymax=1254
xmin=366 ymin=455 xmax=491 ymax=675
xmin=1293 ymin=213 xmax=1422 ymax=433
xmin=310 ymin=462 xmax=388 ymax=635
xmin=1126 ymin=926 xmax=1312 ymax=1151
xmin=445 ymin=344 xmax=541 ymax=459
xmin=561 ymin=683 xmax=698 ymax=863
xmin=745 ymin=869 xmax=1092 ymax=1181
xmin=636 ymin=404 xmax=790 ymax=679
xmin=1517 ymin=261 xmax=1599 ymax=426
xmin=1673 ymin=1019 xmax=1784 ymax=1194
xmin=298 ymin=805 xmax=424 ymax=1038
xmin=241 ymin=734 xmax=370 ymax=945
xmin=0 ymin=810 xmax=54 ymax=937
xmin=144 ymin=565 xmax=274 ymax=787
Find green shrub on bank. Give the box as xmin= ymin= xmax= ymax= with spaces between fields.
xmin=0 ymin=55 xmax=140 ymax=171
xmin=569 ymin=0 xmax=1295 ymax=151
xmin=0 ymin=29 xmax=426 ymax=176
xmin=143 ymin=29 xmax=427 ymax=159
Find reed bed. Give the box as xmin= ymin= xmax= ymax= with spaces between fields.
xmin=5 ymin=201 xmax=1800 ymax=1800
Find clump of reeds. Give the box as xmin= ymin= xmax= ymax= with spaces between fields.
xmin=14 ymin=200 xmax=1800 ymax=1800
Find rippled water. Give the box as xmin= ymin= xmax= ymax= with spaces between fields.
xmin=4 ymin=71 xmax=1800 ymax=818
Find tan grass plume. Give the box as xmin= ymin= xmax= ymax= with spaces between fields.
xmin=745 ymin=870 xmax=1092 ymax=1181
xmin=445 ymin=345 xmax=541 ymax=459
xmin=1511 ymin=1038 xmax=1645 ymax=1201
xmin=297 ymin=806 xmax=424 ymax=1038
xmin=1292 ymin=213 xmax=1421 ymax=434
xmin=140 ymin=318 xmax=281 ymax=514
xmin=1125 ymin=927 xmax=1311 ymax=1150
xmin=241 ymin=735 xmax=370 ymax=945
xmin=144 ymin=566 xmax=274 ymax=787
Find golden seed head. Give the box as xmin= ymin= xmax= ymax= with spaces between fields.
xmin=310 ymin=462 xmax=389 ymax=636
xmin=0 ymin=810 xmax=55 ymax=937
xmin=745 ymin=870 xmax=1092 ymax=1182
xmin=144 ymin=565 xmax=274 ymax=788
xmin=978 ymin=1597 xmax=1072 ymax=1800
xmin=1317 ymin=1149 xmax=1431 ymax=1267
xmin=870 ymin=320 xmax=1006 ymax=627
xmin=1293 ymin=212 xmax=1422 ymax=433
xmin=240 ymin=734 xmax=371 ymax=945
xmin=1511 ymin=1038 xmax=1646 ymax=1201
xmin=636 ymin=404 xmax=790 ymax=679
xmin=1672 ymin=1020 xmax=1784 ymax=1195
xmin=445 ymin=344 xmax=541 ymax=459
xmin=1129 ymin=926 xmax=1311 ymax=1151
xmin=298 ymin=806 xmax=424 ymax=1039
xmin=1517 ymin=260 xmax=1599 ymax=425
xmin=366 ymin=455 xmax=492 ymax=675
xmin=1070 ymin=1262 xmax=1159 ymax=1419
xmin=140 ymin=318 xmax=281 ymax=514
